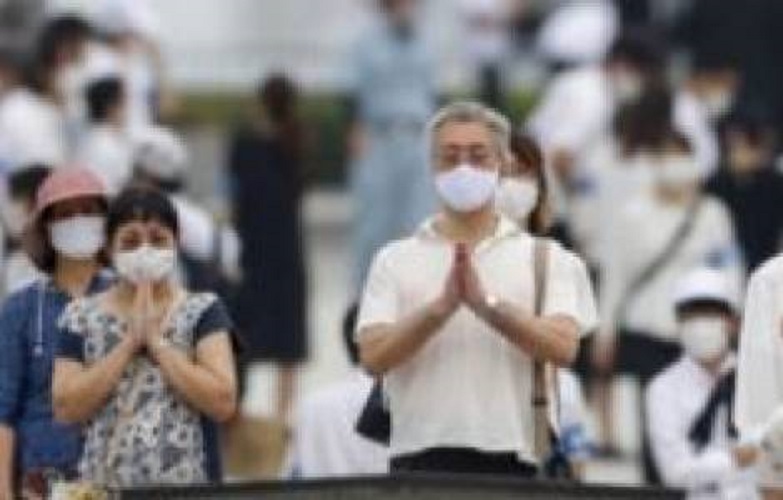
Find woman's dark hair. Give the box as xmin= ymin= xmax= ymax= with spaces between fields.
xmin=614 ymin=83 xmax=675 ymax=156
xmin=28 ymin=16 xmax=91 ymax=94
xmin=605 ymin=29 xmax=666 ymax=78
xmin=663 ymin=129 xmax=694 ymax=154
xmin=9 ymin=164 xmax=52 ymax=201
xmin=35 ymin=16 xmax=92 ymax=69
xmin=107 ymin=187 xmax=179 ymax=243
xmin=257 ymin=73 xmax=303 ymax=163
xmin=509 ymin=131 xmax=551 ymax=236
xmin=86 ymin=76 xmax=124 ymax=122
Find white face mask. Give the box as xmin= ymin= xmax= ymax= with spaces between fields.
xmin=50 ymin=215 xmax=106 ymax=260
xmin=496 ymin=177 xmax=539 ymax=222
xmin=680 ymin=317 xmax=729 ymax=362
xmin=114 ymin=245 xmax=177 ymax=284
xmin=435 ymin=163 xmax=499 ymax=213
xmin=656 ymin=156 xmax=702 ymax=188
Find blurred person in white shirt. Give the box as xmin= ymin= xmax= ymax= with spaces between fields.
xmin=528 ymin=31 xmax=665 ymax=187
xmin=535 ymin=0 xmax=619 ymax=71
xmin=597 ymin=130 xmax=743 ymax=481
xmin=78 ymin=76 xmax=133 ymax=196
xmin=528 ymin=31 xmax=717 ymax=246
xmin=496 ymin=131 xmax=595 ymax=478
xmin=0 ymin=17 xmax=91 ymax=171
xmin=285 ymin=304 xmax=388 ymax=478
xmin=647 ymin=268 xmax=759 ymax=499
xmin=734 ymin=255 xmax=783 ymax=499
xmin=132 ymin=125 xmax=241 ymax=289
xmin=0 ymin=165 xmax=51 ymax=296
xmin=0 ymin=51 xmax=24 ymax=172
xmin=85 ymin=0 xmax=166 ymax=134
xmin=356 ymin=101 xmax=597 ymax=475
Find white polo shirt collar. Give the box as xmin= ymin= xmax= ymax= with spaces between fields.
xmin=415 ymin=214 xmax=523 ymax=249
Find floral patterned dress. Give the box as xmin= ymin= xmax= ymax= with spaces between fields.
xmin=57 ymin=292 xmax=231 ymax=488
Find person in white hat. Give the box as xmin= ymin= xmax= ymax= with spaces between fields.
xmin=132 ymin=126 xmax=241 ymax=287
xmin=735 ymin=255 xmax=783 ymax=500
xmin=646 ymin=268 xmax=759 ymax=499
xmin=77 ymin=76 xmax=133 ymax=196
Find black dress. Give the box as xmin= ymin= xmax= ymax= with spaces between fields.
xmin=228 ymin=124 xmax=307 ymax=363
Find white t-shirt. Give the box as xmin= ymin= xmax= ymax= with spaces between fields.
xmin=527 ymin=66 xmax=610 ymax=162
xmin=600 ymin=194 xmax=743 ymax=342
xmin=0 ymin=88 xmax=68 ymax=170
xmin=171 ymin=196 xmax=241 ymax=281
xmin=569 ymin=138 xmax=654 ymax=265
xmin=460 ymin=0 xmax=510 ymax=65
xmin=78 ymin=124 xmax=133 ymax=195
xmin=647 ymin=355 xmax=758 ymax=499
xmin=80 ymin=42 xmax=157 ymax=134
xmin=528 ymin=67 xmax=718 ymax=175
xmin=736 ymin=255 xmax=783 ymax=441
xmin=356 ymin=216 xmax=598 ymax=463
xmin=284 ymin=370 xmax=388 ymax=478
xmin=736 ymin=255 xmax=783 ymax=489
xmin=527 ymin=67 xmax=718 ymax=225
xmin=535 ymin=0 xmax=618 ymax=66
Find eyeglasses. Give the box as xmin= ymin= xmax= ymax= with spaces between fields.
xmin=435 ymin=145 xmax=496 ymax=168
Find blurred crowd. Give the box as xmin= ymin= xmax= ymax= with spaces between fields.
xmin=2 ymin=0 xmax=783 ymax=498
xmin=323 ymin=0 xmax=783 ymax=498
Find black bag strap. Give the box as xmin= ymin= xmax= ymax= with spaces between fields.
xmin=688 ymin=369 xmax=738 ymax=452
xmin=616 ymin=197 xmax=704 ymax=326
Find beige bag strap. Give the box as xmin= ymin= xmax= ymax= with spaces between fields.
xmin=532 ymin=238 xmax=552 ymax=461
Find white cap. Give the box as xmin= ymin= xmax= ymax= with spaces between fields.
xmin=536 ymin=0 xmax=619 ymax=65
xmin=133 ymin=126 xmax=188 ymax=182
xmin=673 ymin=268 xmax=740 ymax=314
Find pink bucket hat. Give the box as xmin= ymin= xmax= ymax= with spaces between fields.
xmin=32 ymin=167 xmax=107 ymax=222
xmin=25 ymin=167 xmax=109 ymax=271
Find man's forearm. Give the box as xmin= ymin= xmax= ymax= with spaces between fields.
xmin=0 ymin=425 xmax=14 ymax=499
xmin=359 ymin=298 xmax=455 ymax=375
xmin=479 ymin=299 xmax=579 ymax=366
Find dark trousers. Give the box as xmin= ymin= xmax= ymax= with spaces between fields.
xmin=391 ymin=447 xmax=538 ymax=477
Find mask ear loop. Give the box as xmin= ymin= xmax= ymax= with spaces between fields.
xmin=33 ymin=281 xmax=45 ymax=357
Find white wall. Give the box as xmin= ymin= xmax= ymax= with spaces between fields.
xmin=49 ymin=0 xmax=469 ymax=92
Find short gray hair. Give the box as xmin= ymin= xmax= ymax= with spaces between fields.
xmin=427 ymin=101 xmax=511 ymax=158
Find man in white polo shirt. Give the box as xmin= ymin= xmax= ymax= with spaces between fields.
xmin=356 ymin=101 xmax=597 ymax=475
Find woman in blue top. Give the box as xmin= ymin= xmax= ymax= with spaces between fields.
xmin=0 ymin=168 xmax=111 ymax=499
